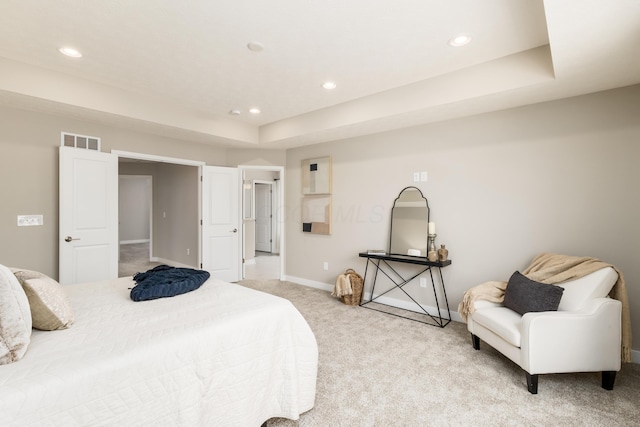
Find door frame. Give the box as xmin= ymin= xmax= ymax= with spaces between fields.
xmin=112 ymin=150 xmax=206 ymax=268
xmin=239 ymin=165 xmax=285 ymax=281
xmin=253 ymin=180 xmax=275 ymax=253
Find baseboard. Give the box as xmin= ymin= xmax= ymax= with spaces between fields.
xmin=362 ymin=292 xmax=463 ymax=323
xmin=151 ymin=257 xmax=196 ymax=269
xmin=284 ymin=275 xmax=462 ymax=323
xmin=120 ymin=239 xmax=150 ymax=245
xmin=284 ymin=275 xmax=333 ymax=292
xmin=244 ymin=258 xmax=256 ymax=265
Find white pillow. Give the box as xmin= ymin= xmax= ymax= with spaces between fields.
xmin=557 ymin=267 xmax=618 ymax=311
xmin=0 ymin=264 xmax=32 ymax=364
xmin=11 ymin=268 xmax=74 ymax=331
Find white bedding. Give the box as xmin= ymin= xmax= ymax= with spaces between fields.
xmin=0 ymin=277 xmax=318 ymax=426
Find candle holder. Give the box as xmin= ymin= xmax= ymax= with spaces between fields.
xmin=427 ymin=233 xmax=437 ymax=261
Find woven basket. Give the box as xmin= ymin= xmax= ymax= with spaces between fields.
xmin=341 ymin=268 xmax=364 ymax=306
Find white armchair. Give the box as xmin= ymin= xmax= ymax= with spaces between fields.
xmin=467 ymin=267 xmax=621 ymax=394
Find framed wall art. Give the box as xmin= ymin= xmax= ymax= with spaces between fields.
xmin=302 ymin=195 xmax=331 ymax=235
xmin=302 ymin=156 xmax=331 ymax=195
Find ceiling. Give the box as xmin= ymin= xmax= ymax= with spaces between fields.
xmin=0 ymin=0 xmax=639 ymax=149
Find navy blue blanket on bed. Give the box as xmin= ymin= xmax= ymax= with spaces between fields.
xmin=130 ymin=265 xmax=210 ymax=301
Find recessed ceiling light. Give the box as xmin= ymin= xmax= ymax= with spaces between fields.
xmin=322 ymin=81 xmax=337 ymax=90
xmin=228 ymin=109 xmax=241 ymax=116
xmin=249 ymin=107 xmax=261 ymax=114
xmin=448 ymin=34 xmax=472 ymax=47
xmin=247 ymin=41 xmax=264 ymax=52
xmin=58 ymin=47 xmax=82 ymax=58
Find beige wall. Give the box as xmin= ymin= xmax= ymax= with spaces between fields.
xmin=118 ymin=175 xmax=152 ymax=242
xmin=0 ymin=107 xmax=282 ymax=278
xmin=0 ymin=85 xmax=638 ymax=354
xmin=285 ymin=85 xmax=640 ymax=353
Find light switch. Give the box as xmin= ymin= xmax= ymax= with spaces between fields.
xmin=420 ymin=171 xmax=428 ymax=182
xmin=413 ymin=172 xmax=420 ymax=182
xmin=17 ymin=215 xmax=43 ymax=226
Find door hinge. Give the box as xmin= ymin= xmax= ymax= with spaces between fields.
xmin=200 ymin=219 xmax=203 ymax=225
xmin=200 ymin=263 xmax=203 ymax=268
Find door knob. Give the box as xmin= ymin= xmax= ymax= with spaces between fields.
xmin=230 ymin=228 xmax=238 ymax=233
xmin=64 ymin=236 xmax=80 ymax=242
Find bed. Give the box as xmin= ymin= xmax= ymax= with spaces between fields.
xmin=0 ymin=275 xmax=318 ymax=426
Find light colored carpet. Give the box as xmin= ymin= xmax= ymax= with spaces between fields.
xmin=118 ymin=242 xmax=161 ymax=277
xmin=238 ymin=279 xmax=640 ymax=427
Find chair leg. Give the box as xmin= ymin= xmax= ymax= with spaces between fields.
xmin=602 ymin=371 xmax=616 ymax=390
xmin=471 ymin=334 xmax=480 ymax=350
xmin=526 ymin=373 xmax=538 ymax=394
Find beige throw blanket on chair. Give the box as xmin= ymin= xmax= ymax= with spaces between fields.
xmin=458 ymin=252 xmax=632 ymax=363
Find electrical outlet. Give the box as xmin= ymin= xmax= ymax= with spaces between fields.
xmin=420 ymin=171 xmax=428 ymax=182
xmin=323 ymin=262 xmax=329 ymax=271
xmin=419 ymin=277 xmax=427 ymax=288
xmin=17 ymin=215 xmax=43 ymax=226
xmin=413 ymin=172 xmax=420 ymax=182
xmin=186 ymin=248 xmax=190 ymax=255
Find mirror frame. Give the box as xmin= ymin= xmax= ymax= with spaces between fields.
xmin=388 ymin=186 xmax=430 ymax=257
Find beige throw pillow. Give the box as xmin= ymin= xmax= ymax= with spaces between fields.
xmin=11 ymin=268 xmax=74 ymax=331
xmin=0 ymin=264 xmax=32 ymax=364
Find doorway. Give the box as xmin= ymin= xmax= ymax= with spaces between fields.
xmin=115 ymin=152 xmax=204 ymax=278
xmin=254 ymin=181 xmax=273 ymax=253
xmin=60 ymin=148 xmax=243 ymax=284
xmin=240 ymin=166 xmax=284 ymax=281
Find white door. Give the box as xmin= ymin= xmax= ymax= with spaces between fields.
xmin=59 ymin=146 xmax=118 ymax=285
xmin=255 ymin=183 xmax=272 ymax=252
xmin=201 ymin=166 xmax=240 ymax=282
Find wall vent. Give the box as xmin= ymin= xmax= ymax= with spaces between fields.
xmin=61 ymin=132 xmax=101 ymax=151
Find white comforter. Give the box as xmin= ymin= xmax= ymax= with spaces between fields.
xmin=0 ymin=277 xmax=318 ymax=426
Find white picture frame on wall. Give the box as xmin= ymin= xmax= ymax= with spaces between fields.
xmin=302 ymin=156 xmax=332 ymax=195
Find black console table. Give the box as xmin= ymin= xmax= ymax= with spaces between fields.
xmin=358 ymin=252 xmax=451 ymax=327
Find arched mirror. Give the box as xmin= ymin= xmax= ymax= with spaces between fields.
xmin=388 ymin=186 xmax=430 ymax=257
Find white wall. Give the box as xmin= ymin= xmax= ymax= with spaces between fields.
xmin=285 ymin=85 xmax=640 ymax=353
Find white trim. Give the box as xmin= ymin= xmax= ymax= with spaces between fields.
xmin=112 ymin=150 xmax=205 ymax=166
xmin=150 ymin=257 xmax=196 ymax=269
xmin=284 ymin=275 xmax=333 ymax=292
xmin=119 ymin=239 xmax=150 ymax=245
xmin=244 ymin=258 xmax=256 ymax=265
xmin=285 ymin=275 xmax=462 ymax=323
xmin=253 ymin=180 xmax=274 ymax=253
xmin=362 ymin=292 xmax=462 ymax=322
xmin=239 ymin=165 xmax=285 ymax=281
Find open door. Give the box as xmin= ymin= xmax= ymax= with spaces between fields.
xmin=254 ymin=182 xmax=273 ymax=253
xmin=59 ymin=146 xmax=118 ymax=285
xmin=201 ymin=166 xmax=241 ymax=282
